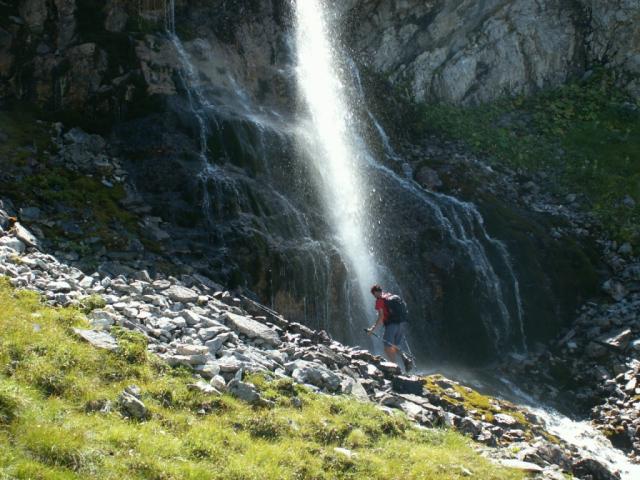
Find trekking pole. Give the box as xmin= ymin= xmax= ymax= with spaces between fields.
xmin=364 ymin=328 xmax=416 ymax=372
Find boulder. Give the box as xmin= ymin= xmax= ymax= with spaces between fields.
xmin=586 ymin=341 xmax=608 ymax=358
xmin=165 ymin=285 xmax=199 ymax=303
xmin=226 ymin=379 xmax=261 ymax=404
xmin=0 ymin=237 xmax=25 ymax=253
xmin=104 ymin=0 xmax=129 ymax=32
xmin=205 ymin=332 xmax=235 ymax=354
xmin=493 ymin=413 xmax=519 ymax=427
xmin=165 ymin=354 xmax=207 ymax=367
xmin=175 ymin=344 xmax=209 ymax=356
xmin=602 ymin=279 xmax=627 ymax=301
xmin=392 ymin=375 xmax=424 ymax=395
xmin=194 ymin=363 xmax=220 ymax=380
xmin=287 ymin=359 xmax=342 ymax=392
xmin=572 ymin=458 xmax=619 ymax=480
xmin=13 ymin=223 xmax=38 ymax=248
xmin=118 ymin=391 xmax=149 ymax=421
xmin=222 ymin=312 xmax=281 ymax=347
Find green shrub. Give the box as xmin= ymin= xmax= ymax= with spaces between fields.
xmin=79 ymin=294 xmax=106 ymax=314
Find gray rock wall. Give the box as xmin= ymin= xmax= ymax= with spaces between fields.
xmin=339 ymin=0 xmax=640 ymax=104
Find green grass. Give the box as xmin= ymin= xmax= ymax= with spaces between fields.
xmin=0 ymin=277 xmax=527 ymax=479
xmin=420 ymin=71 xmax=640 ymax=245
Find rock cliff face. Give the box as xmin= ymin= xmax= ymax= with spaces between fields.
xmin=338 ymin=0 xmax=640 ymax=104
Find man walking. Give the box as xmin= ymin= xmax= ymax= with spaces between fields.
xmin=366 ymin=284 xmax=413 ymax=371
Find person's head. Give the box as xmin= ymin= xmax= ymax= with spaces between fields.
xmin=370 ymin=284 xmax=382 ymax=298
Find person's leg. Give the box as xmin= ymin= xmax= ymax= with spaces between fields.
xmin=392 ymin=323 xmax=413 ymax=372
xmin=383 ymin=324 xmax=399 ymax=363
xmin=384 ymin=345 xmax=397 ymax=362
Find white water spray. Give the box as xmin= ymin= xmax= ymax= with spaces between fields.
xmin=293 ymin=0 xmax=380 ymax=324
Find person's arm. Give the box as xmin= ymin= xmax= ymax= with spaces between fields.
xmin=367 ymin=309 xmax=384 ymax=334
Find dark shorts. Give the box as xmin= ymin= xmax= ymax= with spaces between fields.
xmin=383 ymin=322 xmax=408 ymax=347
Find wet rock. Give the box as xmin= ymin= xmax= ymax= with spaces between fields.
xmin=391 ymin=375 xmax=424 ymax=395
xmin=571 ymin=458 xmax=619 ymax=480
xmin=416 ymin=166 xmax=443 ymax=190
xmin=104 ymin=0 xmax=129 ymax=32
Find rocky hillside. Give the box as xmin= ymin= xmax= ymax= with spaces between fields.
xmin=0 ymin=212 xmax=624 ymax=479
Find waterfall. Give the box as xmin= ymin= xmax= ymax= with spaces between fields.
xmin=293 ymin=0 xmax=382 ymax=329
xmin=347 ymin=58 xmax=526 ymax=352
xmin=163 ymin=0 xmax=525 ymax=353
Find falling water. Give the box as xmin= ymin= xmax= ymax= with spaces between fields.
xmin=293 ymin=0 xmax=381 ymax=326
xmin=348 ymin=57 xmax=526 ymax=351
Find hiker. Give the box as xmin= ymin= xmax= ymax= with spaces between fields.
xmin=366 ymin=284 xmax=412 ymax=370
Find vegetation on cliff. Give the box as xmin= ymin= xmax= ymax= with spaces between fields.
xmin=421 ymin=71 xmax=640 ymax=246
xmin=0 ymin=278 xmax=525 ymax=479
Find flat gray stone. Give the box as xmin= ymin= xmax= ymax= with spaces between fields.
xmin=165 ymin=354 xmax=207 ymax=367
xmin=165 ymin=285 xmax=198 ymax=303
xmin=49 ymin=281 xmax=72 ymax=292
xmin=602 ymin=328 xmax=633 ymax=350
xmin=14 ymin=222 xmax=38 ymax=247
xmin=175 ymin=344 xmax=209 ymax=356
xmin=73 ymin=328 xmax=118 ymax=351
xmin=88 ymin=309 xmax=118 ymax=330
xmin=222 ymin=312 xmax=281 ymax=347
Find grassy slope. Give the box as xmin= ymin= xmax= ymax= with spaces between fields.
xmin=0 ymin=278 xmax=525 ymax=479
xmin=419 ymin=71 xmax=640 ymax=245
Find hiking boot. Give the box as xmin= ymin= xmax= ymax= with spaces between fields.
xmin=401 ymin=353 xmax=415 ymax=373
